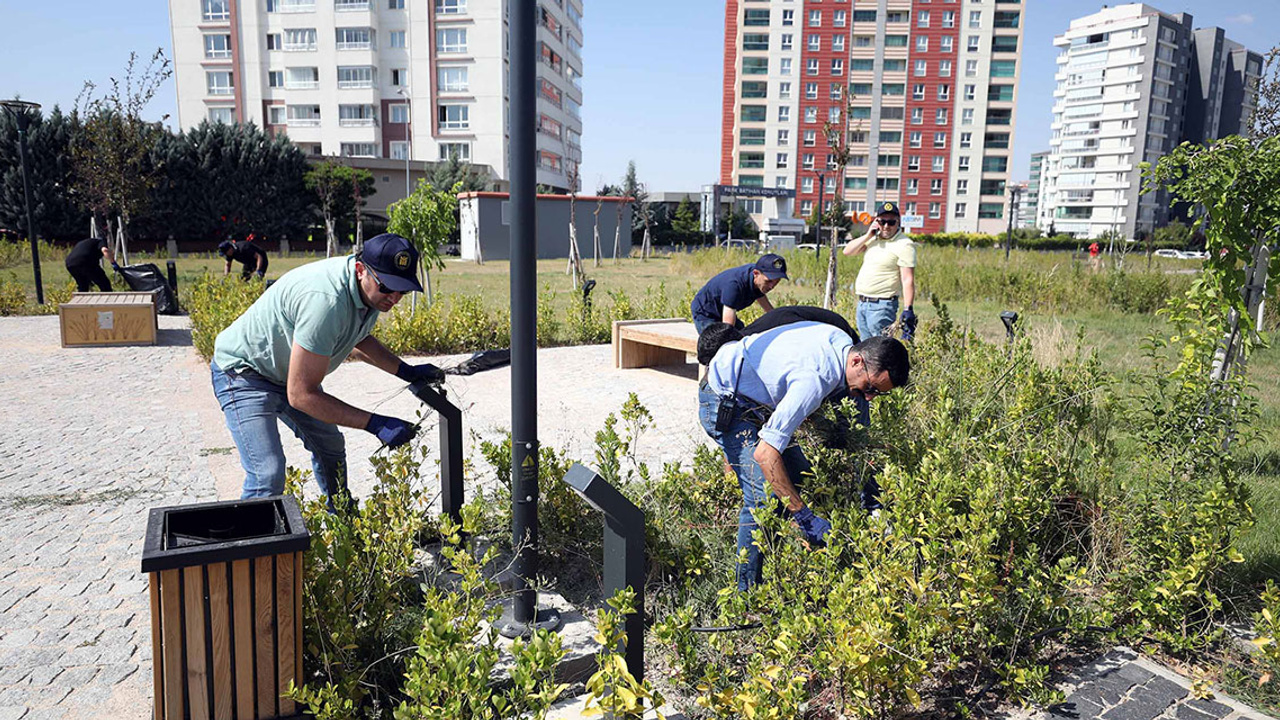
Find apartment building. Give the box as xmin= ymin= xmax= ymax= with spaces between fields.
xmin=1037 ymin=4 xmax=1262 ymax=240
xmin=1020 ymin=149 xmax=1046 ymax=228
xmin=719 ymin=0 xmax=1024 ymax=235
xmin=168 ymin=0 xmax=584 ymax=193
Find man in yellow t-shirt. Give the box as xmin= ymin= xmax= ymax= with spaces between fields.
xmin=842 ymin=201 xmax=917 ymax=340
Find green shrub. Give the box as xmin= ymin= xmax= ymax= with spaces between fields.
xmin=185 ymin=273 xmax=266 ymax=360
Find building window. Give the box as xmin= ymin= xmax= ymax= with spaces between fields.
xmin=831 ymin=59 xmax=843 ymax=76
xmin=739 ymin=153 xmax=765 ymax=170
xmin=942 ymin=11 xmax=955 ymax=28
xmin=966 ymin=59 xmax=979 ymax=77
xmin=286 ymin=67 xmax=319 ymax=89
xmin=959 ymin=132 xmax=972 ymax=149
xmin=286 ymin=104 xmax=321 ymax=126
xmin=800 ymin=177 xmax=813 ymax=194
xmin=778 ymin=129 xmax=789 ymax=145
xmin=918 ymin=10 xmax=930 ymax=27
xmin=904 ymin=202 xmax=917 ymax=215
xmin=284 ymin=28 xmax=317 ymax=51
xmin=978 ymin=203 xmax=1004 ymax=219
xmin=389 ymin=0 xmax=404 ymax=8
xmin=914 ymin=60 xmax=927 ymax=77
xmin=961 ymin=108 xmax=974 ymax=125
xmin=832 ymin=35 xmax=845 ymax=52
xmin=958 ymin=156 xmax=970 ymax=171
xmin=806 ymin=59 xmax=820 ymax=76
xmin=389 ymin=30 xmax=407 ymax=48
xmin=438 ymin=104 xmax=470 ymax=130
xmin=439 ymin=142 xmax=470 ymax=160
xmin=337 ymin=65 xmax=375 ymax=88
xmin=335 ymin=27 xmax=373 ymax=50
xmin=267 ymin=105 xmax=286 ymax=124
xmin=268 ymin=70 xmax=284 ymax=88
xmin=802 ymin=154 xmax=815 ymax=170
xmin=907 ymin=156 xmax=920 ymax=171
xmin=939 ymin=60 xmax=952 ymax=77
xmin=803 ymin=130 xmax=816 ymax=146
xmin=912 ymin=84 xmax=925 ymax=101
xmin=964 ymin=84 xmax=976 ymax=101
xmin=828 ymin=107 xmax=840 ymax=123
xmin=931 ymin=179 xmax=943 ymax=195
xmin=390 ymin=104 xmax=410 ymax=124
xmin=916 ymin=36 xmax=928 ymax=52
xmin=778 ymin=106 xmax=791 ymax=122
xmin=744 ymin=8 xmax=770 ymax=26
xmin=202 ymin=0 xmax=230 ymax=21
xmin=206 ymin=70 xmax=234 ymax=96
xmin=967 ymin=35 xmax=980 ymax=52
xmin=338 ymin=104 xmax=377 ymax=126
xmin=780 ymin=58 xmax=791 ymax=75
xmin=436 ymin=27 xmax=467 ymax=53
xmin=969 ymin=10 xmax=981 ymax=28
xmin=741 ymin=128 xmax=766 ymax=146
xmin=805 ymin=106 xmax=817 ymax=123
xmin=778 ymin=82 xmax=791 ymax=99
xmin=937 ymin=85 xmax=951 ymax=101
xmin=743 ymin=58 xmax=768 ymax=75
xmin=781 ymin=34 xmax=793 ymax=51
xmin=907 ymin=178 xmax=919 ymax=195
xmin=934 ymin=133 xmax=947 ymax=148
xmin=955 ymin=202 xmax=967 ymax=217
xmin=781 ymin=9 xmax=793 ymax=26
xmin=776 ymin=152 xmax=789 ymax=168
xmin=829 ymin=83 xmax=842 ymax=100
xmin=800 ymin=201 xmax=813 ymax=216
xmin=743 ymin=33 xmax=769 ymax=51
xmin=808 ymin=9 xmax=821 ymax=27
xmin=204 ymin=34 xmax=232 ymax=59
xmin=807 ymin=34 xmax=820 ymax=51
xmin=936 ymin=109 xmax=948 ymax=125
xmin=932 ymin=156 xmax=945 ymax=172
xmin=956 ymin=179 xmax=968 ymax=195
xmin=741 ymin=105 xmax=767 ymax=122
xmin=929 ymin=202 xmax=941 ymax=218
xmin=435 ymin=0 xmax=466 ymax=14
xmin=266 ymin=33 xmax=282 ymax=50
xmin=911 ymin=108 xmax=923 ymax=125
xmin=438 ymin=66 xmax=468 ymax=91
xmin=390 ymin=141 xmax=408 ymax=160
xmin=391 ymin=68 xmax=407 ymax=86
xmin=340 ymin=143 xmax=377 ymax=158
xmin=940 ymin=36 xmax=953 ymax=52
xmin=335 ymin=0 xmax=370 ymax=10
xmin=208 ymin=106 xmax=234 ymax=123
xmin=833 ymin=10 xmax=846 ymax=27
xmin=909 ymin=132 xmax=922 ymax=148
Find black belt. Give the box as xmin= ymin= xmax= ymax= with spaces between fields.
xmin=858 ymin=295 xmax=898 ymax=303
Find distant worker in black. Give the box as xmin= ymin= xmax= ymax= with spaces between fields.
xmin=690 ymin=253 xmax=789 ymax=334
xmin=64 ymin=237 xmax=118 ymax=292
xmin=219 ymin=237 xmax=269 ymax=281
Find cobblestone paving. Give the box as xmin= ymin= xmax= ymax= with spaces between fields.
xmin=0 ymin=316 xmax=213 ymax=719
xmin=1033 ymin=648 xmax=1274 ymax=720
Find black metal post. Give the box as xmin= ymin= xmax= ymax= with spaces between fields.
xmin=815 ymin=171 xmax=825 ymax=261
xmin=497 ymin=0 xmax=559 ymax=638
xmin=166 ymin=260 xmax=179 ymax=292
xmin=408 ymin=380 xmax=464 ymax=525
xmin=1004 ymin=185 xmax=1019 ymax=263
xmin=4 ymin=103 xmax=44 ymax=305
xmin=563 ymin=463 xmax=646 ymax=681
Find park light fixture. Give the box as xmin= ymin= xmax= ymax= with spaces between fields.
xmin=0 ymin=99 xmax=44 ymax=304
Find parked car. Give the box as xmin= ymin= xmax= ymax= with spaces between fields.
xmin=1154 ymin=249 xmax=1207 ymax=260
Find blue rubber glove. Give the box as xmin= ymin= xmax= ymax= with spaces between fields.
xmin=111 ymin=261 xmax=121 ymax=271
xmin=396 ymin=361 xmax=445 ymax=384
xmin=365 ymin=413 xmax=416 ymax=448
xmin=793 ymin=507 xmax=832 ymax=546
xmin=255 ymin=270 xmax=265 ymax=280
xmin=901 ymin=306 xmax=918 ymax=341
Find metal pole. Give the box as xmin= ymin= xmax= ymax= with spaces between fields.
xmin=3 ymin=102 xmax=44 ymax=304
xmin=1004 ymin=185 xmax=1017 ymax=263
xmin=498 ymin=0 xmax=559 ymax=638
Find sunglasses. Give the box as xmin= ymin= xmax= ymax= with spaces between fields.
xmin=877 ymin=218 xmax=899 ymax=227
xmin=364 ymin=265 xmax=399 ymax=295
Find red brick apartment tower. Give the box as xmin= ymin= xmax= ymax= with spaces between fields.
xmin=902 ymin=1 xmax=959 ymax=234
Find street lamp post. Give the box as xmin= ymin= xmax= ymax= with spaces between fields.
xmin=397 ymin=87 xmax=411 ymax=200
xmin=815 ymin=171 xmax=826 ymax=261
xmin=1005 ymin=184 xmax=1021 ymax=263
xmin=1 ymin=99 xmax=44 ymax=304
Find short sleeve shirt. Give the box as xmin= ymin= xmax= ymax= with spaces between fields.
xmin=213 ymin=256 xmax=379 ymax=385
xmin=690 ymin=264 xmax=763 ymax=323
xmin=854 ymin=231 xmax=917 ymax=299
xmin=705 ymin=321 xmax=853 ymax=451
xmin=65 ymin=238 xmax=108 ymax=269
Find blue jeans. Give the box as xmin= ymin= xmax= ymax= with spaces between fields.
xmin=210 ymin=361 xmax=349 ymax=501
xmin=856 ymin=297 xmax=899 ymax=340
xmin=698 ymin=382 xmax=812 ymax=590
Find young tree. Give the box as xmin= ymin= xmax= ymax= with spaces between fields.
xmin=565 ymin=162 xmax=585 ymax=289
xmin=592 ymin=194 xmax=604 ymax=268
xmin=388 ymin=180 xmax=459 ymax=306
xmin=428 ymin=152 xmax=488 ymax=193
xmin=621 ymin=161 xmax=650 ymax=260
xmin=672 ymin=197 xmax=700 ymax=238
xmin=600 ymin=182 xmax=628 ymax=264
xmin=818 ymin=95 xmax=859 ymax=309
xmin=71 ymin=49 xmax=172 ymax=263
xmin=305 ymin=160 xmax=374 ymax=257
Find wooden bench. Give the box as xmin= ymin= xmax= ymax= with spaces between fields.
xmin=612 ymin=319 xmax=699 ymax=370
xmin=59 ymin=290 xmax=161 ymax=348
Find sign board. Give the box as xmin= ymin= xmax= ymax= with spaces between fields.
xmin=717 ymin=185 xmax=795 ymax=199
xmin=901 ymin=214 xmax=925 ymax=229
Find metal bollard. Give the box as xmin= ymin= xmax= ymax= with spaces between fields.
xmin=408 ymin=379 xmax=464 ymax=525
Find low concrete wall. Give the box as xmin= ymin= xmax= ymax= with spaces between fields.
xmin=459 ymin=192 xmax=633 ymax=262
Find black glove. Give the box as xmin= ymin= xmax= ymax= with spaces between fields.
xmin=901 ymin=306 xmax=918 ymax=341
xmin=396 ymin=361 xmax=445 ymax=385
xmin=793 ymin=507 xmax=832 ymax=546
xmin=365 ymin=414 xmax=416 ymax=448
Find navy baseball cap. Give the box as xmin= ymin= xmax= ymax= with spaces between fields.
xmin=217 ymin=240 xmax=234 ymax=255
xmin=754 ymin=253 xmax=788 ymax=280
xmin=875 ymin=201 xmax=901 ymax=217
xmin=360 ymin=233 xmax=423 ymax=293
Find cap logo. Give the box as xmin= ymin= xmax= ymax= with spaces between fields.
xmin=394 ymin=251 xmax=410 ymax=270
xmin=773 ymin=258 xmax=784 ymax=269
xmin=884 ymin=203 xmax=894 ymax=211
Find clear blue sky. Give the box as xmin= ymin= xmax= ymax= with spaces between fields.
xmin=1 ymin=1 xmax=1274 ymax=191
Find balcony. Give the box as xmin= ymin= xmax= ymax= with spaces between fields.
xmin=287 ymin=118 xmax=321 ymax=127
xmin=334 ymin=0 xmax=369 ymax=10
xmin=336 ymin=40 xmax=373 ymax=51
xmin=277 ymin=0 xmax=316 ymax=11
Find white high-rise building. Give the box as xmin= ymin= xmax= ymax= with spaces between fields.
xmin=1039 ymin=4 xmax=1261 ymax=240
xmin=168 ymin=0 xmax=584 ymax=192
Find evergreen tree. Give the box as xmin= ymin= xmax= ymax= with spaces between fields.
xmin=0 ymin=105 xmax=87 ymax=240
xmin=672 ymin=197 xmax=700 ymax=237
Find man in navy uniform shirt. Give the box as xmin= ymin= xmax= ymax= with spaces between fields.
xmin=690 ymin=253 xmax=789 ymax=334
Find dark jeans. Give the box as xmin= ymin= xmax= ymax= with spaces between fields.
xmin=67 ymin=263 xmax=111 ymax=292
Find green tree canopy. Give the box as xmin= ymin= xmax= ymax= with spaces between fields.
xmin=388 ymin=179 xmax=459 ymax=302
xmin=0 ymin=104 xmax=87 ymax=240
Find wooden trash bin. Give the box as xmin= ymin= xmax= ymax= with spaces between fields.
xmin=142 ymin=496 xmax=311 ymax=720
xmin=59 ymin=290 xmax=160 ymax=347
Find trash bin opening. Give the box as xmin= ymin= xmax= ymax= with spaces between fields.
xmin=164 ymin=501 xmax=287 ymax=549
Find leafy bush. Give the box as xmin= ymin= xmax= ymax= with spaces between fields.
xmin=184 ymin=273 xmax=266 ymax=360
xmin=0 ymin=274 xmax=76 ymax=316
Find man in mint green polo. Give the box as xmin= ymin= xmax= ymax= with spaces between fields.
xmin=211 ymin=233 xmax=444 ymax=502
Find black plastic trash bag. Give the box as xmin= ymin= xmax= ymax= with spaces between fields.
xmin=444 ymin=349 xmax=511 ymax=376
xmin=117 ymin=263 xmax=180 ymax=315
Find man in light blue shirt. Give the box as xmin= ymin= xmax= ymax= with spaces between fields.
xmin=211 ymin=233 xmax=445 ymax=504
xmin=697 ymin=321 xmax=910 ymax=590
